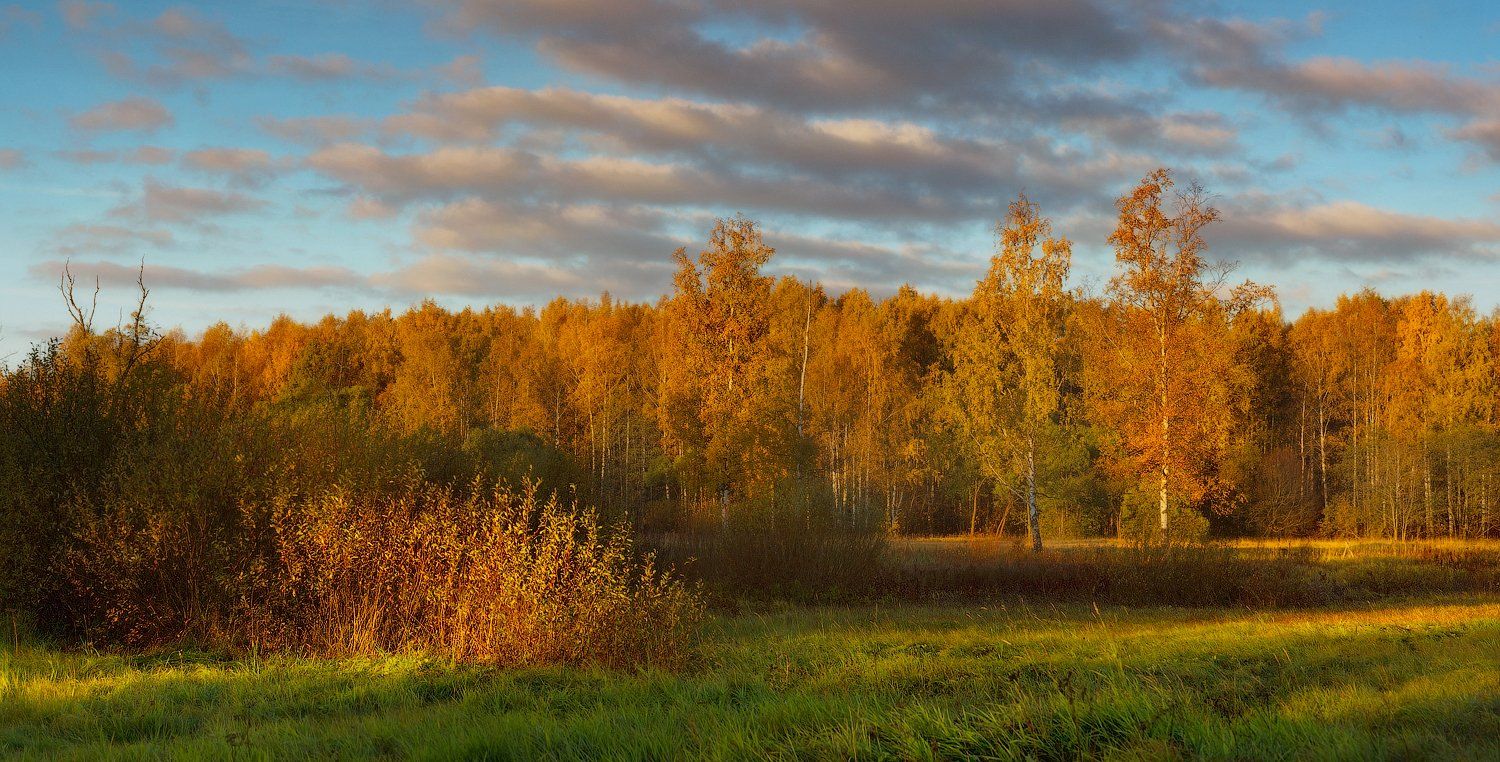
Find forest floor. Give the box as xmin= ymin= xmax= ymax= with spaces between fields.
xmin=4 ymin=543 xmax=1499 ymax=760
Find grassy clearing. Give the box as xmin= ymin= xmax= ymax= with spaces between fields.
xmin=4 ymin=593 xmax=1497 ymax=760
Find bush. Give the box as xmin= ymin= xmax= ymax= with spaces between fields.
xmin=261 ymin=481 xmax=701 ymax=668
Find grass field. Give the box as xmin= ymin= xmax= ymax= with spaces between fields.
xmin=4 ymin=588 xmax=1498 ymax=759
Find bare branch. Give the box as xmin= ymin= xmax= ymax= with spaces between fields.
xmin=58 ymin=260 xmax=99 ymax=334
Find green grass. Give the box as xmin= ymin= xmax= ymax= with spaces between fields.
xmin=4 ymin=594 xmax=1497 ymax=760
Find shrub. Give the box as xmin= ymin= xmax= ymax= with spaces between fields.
xmin=262 ymin=481 xmax=701 ymax=668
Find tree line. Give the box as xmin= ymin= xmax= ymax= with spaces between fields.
xmin=8 ymin=169 xmax=1499 ymax=546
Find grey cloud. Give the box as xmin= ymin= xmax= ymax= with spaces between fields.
xmin=1195 ymin=57 xmax=1500 ymax=117
xmin=52 ymin=223 xmax=176 ymax=254
xmin=24 ymin=254 xmax=602 ymax=302
xmin=0 ymin=4 xmax=40 ymax=38
xmin=1215 ymin=197 xmax=1500 ymax=265
xmin=59 ymin=0 xmax=113 ymax=30
xmin=110 ymin=179 xmax=267 ymax=222
xmin=770 ymin=230 xmax=977 ymax=293
xmin=256 ymin=115 xmax=372 ymax=146
xmin=54 ymin=146 xmax=175 ymax=165
xmin=69 ymin=97 xmax=174 ymax=133
xmin=181 ymin=147 xmax=281 ymax=187
xmin=29 ymin=259 xmax=367 ymax=293
xmin=409 ymin=198 xmax=974 ymax=300
xmin=1156 ymin=12 xmax=1500 ymax=161
xmin=1450 ymin=120 xmax=1500 ymax=161
xmin=434 ymin=0 xmax=1142 ymax=114
xmin=1070 ymin=111 xmax=1239 ymax=156
xmin=346 ymin=196 xmax=399 ymax=220
xmin=101 ymin=8 xmax=254 ymax=87
xmin=387 ymin=86 xmax=1016 ymax=192
xmin=265 ymin=52 xmax=482 ymax=85
xmin=372 ymin=254 xmax=591 ymax=299
xmin=415 ymin=197 xmax=683 ymax=259
xmin=307 ymin=142 xmax=995 ymax=223
xmin=266 ymin=53 xmax=400 ymax=82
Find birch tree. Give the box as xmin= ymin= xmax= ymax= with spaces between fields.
xmin=948 ymin=195 xmax=1071 ymax=550
xmin=1101 ymin=169 xmax=1269 ymax=536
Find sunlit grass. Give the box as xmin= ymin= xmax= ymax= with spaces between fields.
xmin=4 ymin=595 xmax=1496 ymax=759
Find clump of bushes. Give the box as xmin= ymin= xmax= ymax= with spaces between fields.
xmin=0 ymin=338 xmax=700 ymax=669
xmin=264 ymin=481 xmax=700 ymax=667
xmin=50 ymin=476 xmax=701 ymax=668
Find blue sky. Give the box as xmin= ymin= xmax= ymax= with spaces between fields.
xmin=2 ymin=0 xmax=1499 ymax=359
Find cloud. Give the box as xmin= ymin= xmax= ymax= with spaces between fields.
xmin=68 ymin=97 xmax=174 ymax=133
xmin=54 ymin=146 xmax=174 ymax=165
xmin=415 ymin=197 xmax=682 ymax=258
xmin=371 ymin=254 xmax=588 ymax=298
xmin=1157 ymin=12 xmax=1500 ymax=160
xmin=1450 ymin=120 xmax=1500 ymax=161
xmin=387 ymin=86 xmax=1009 ymax=185
xmin=769 ymin=230 xmax=976 ymax=292
xmin=0 ymin=4 xmax=40 ymax=38
xmin=409 ymin=197 xmax=988 ymax=299
xmin=1069 ymin=111 xmax=1239 ymax=155
xmin=256 ymin=115 xmax=371 ymax=146
xmin=25 ymin=255 xmax=594 ymax=301
xmin=99 ymin=7 xmax=254 ymax=87
xmin=435 ymin=54 xmax=484 ymax=87
xmin=346 ymin=196 xmax=399 ymax=220
xmin=309 ymin=141 xmax=995 ymax=223
xmin=50 ymin=223 xmax=175 ymax=255
xmin=432 ymin=0 xmax=1143 ymax=114
xmin=1196 ymin=57 xmax=1500 ymax=116
xmin=1216 ymin=198 xmax=1500 ymax=264
xmin=0 ymin=148 xmax=25 ymax=170
xmin=181 ymin=147 xmax=280 ymax=186
xmin=266 ymin=53 xmax=399 ymax=82
xmin=307 ymin=143 xmax=535 ymax=199
xmin=110 ymin=179 xmax=266 ymax=222
xmin=29 ymin=259 xmax=368 ymax=293
xmin=59 ymin=0 xmax=112 ymax=30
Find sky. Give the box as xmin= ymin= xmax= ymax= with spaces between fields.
xmin=2 ymin=0 xmax=1499 ymax=359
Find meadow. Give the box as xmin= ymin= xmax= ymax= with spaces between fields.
xmin=4 ymin=540 xmax=1497 ymax=760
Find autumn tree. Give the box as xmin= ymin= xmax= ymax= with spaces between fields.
xmin=946 ymin=195 xmax=1071 ymax=550
xmin=659 ymin=215 xmax=777 ymax=522
xmin=1096 ymin=169 xmax=1269 ymax=537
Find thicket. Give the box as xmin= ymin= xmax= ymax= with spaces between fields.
xmin=0 ymin=332 xmax=698 ymax=666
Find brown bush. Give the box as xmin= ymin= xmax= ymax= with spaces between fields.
xmin=260 ymin=481 xmax=701 ymax=668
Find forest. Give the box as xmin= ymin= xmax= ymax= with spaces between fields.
xmin=4 ymin=168 xmax=1499 ymax=758
xmin=12 ymin=168 xmax=1494 ymax=545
